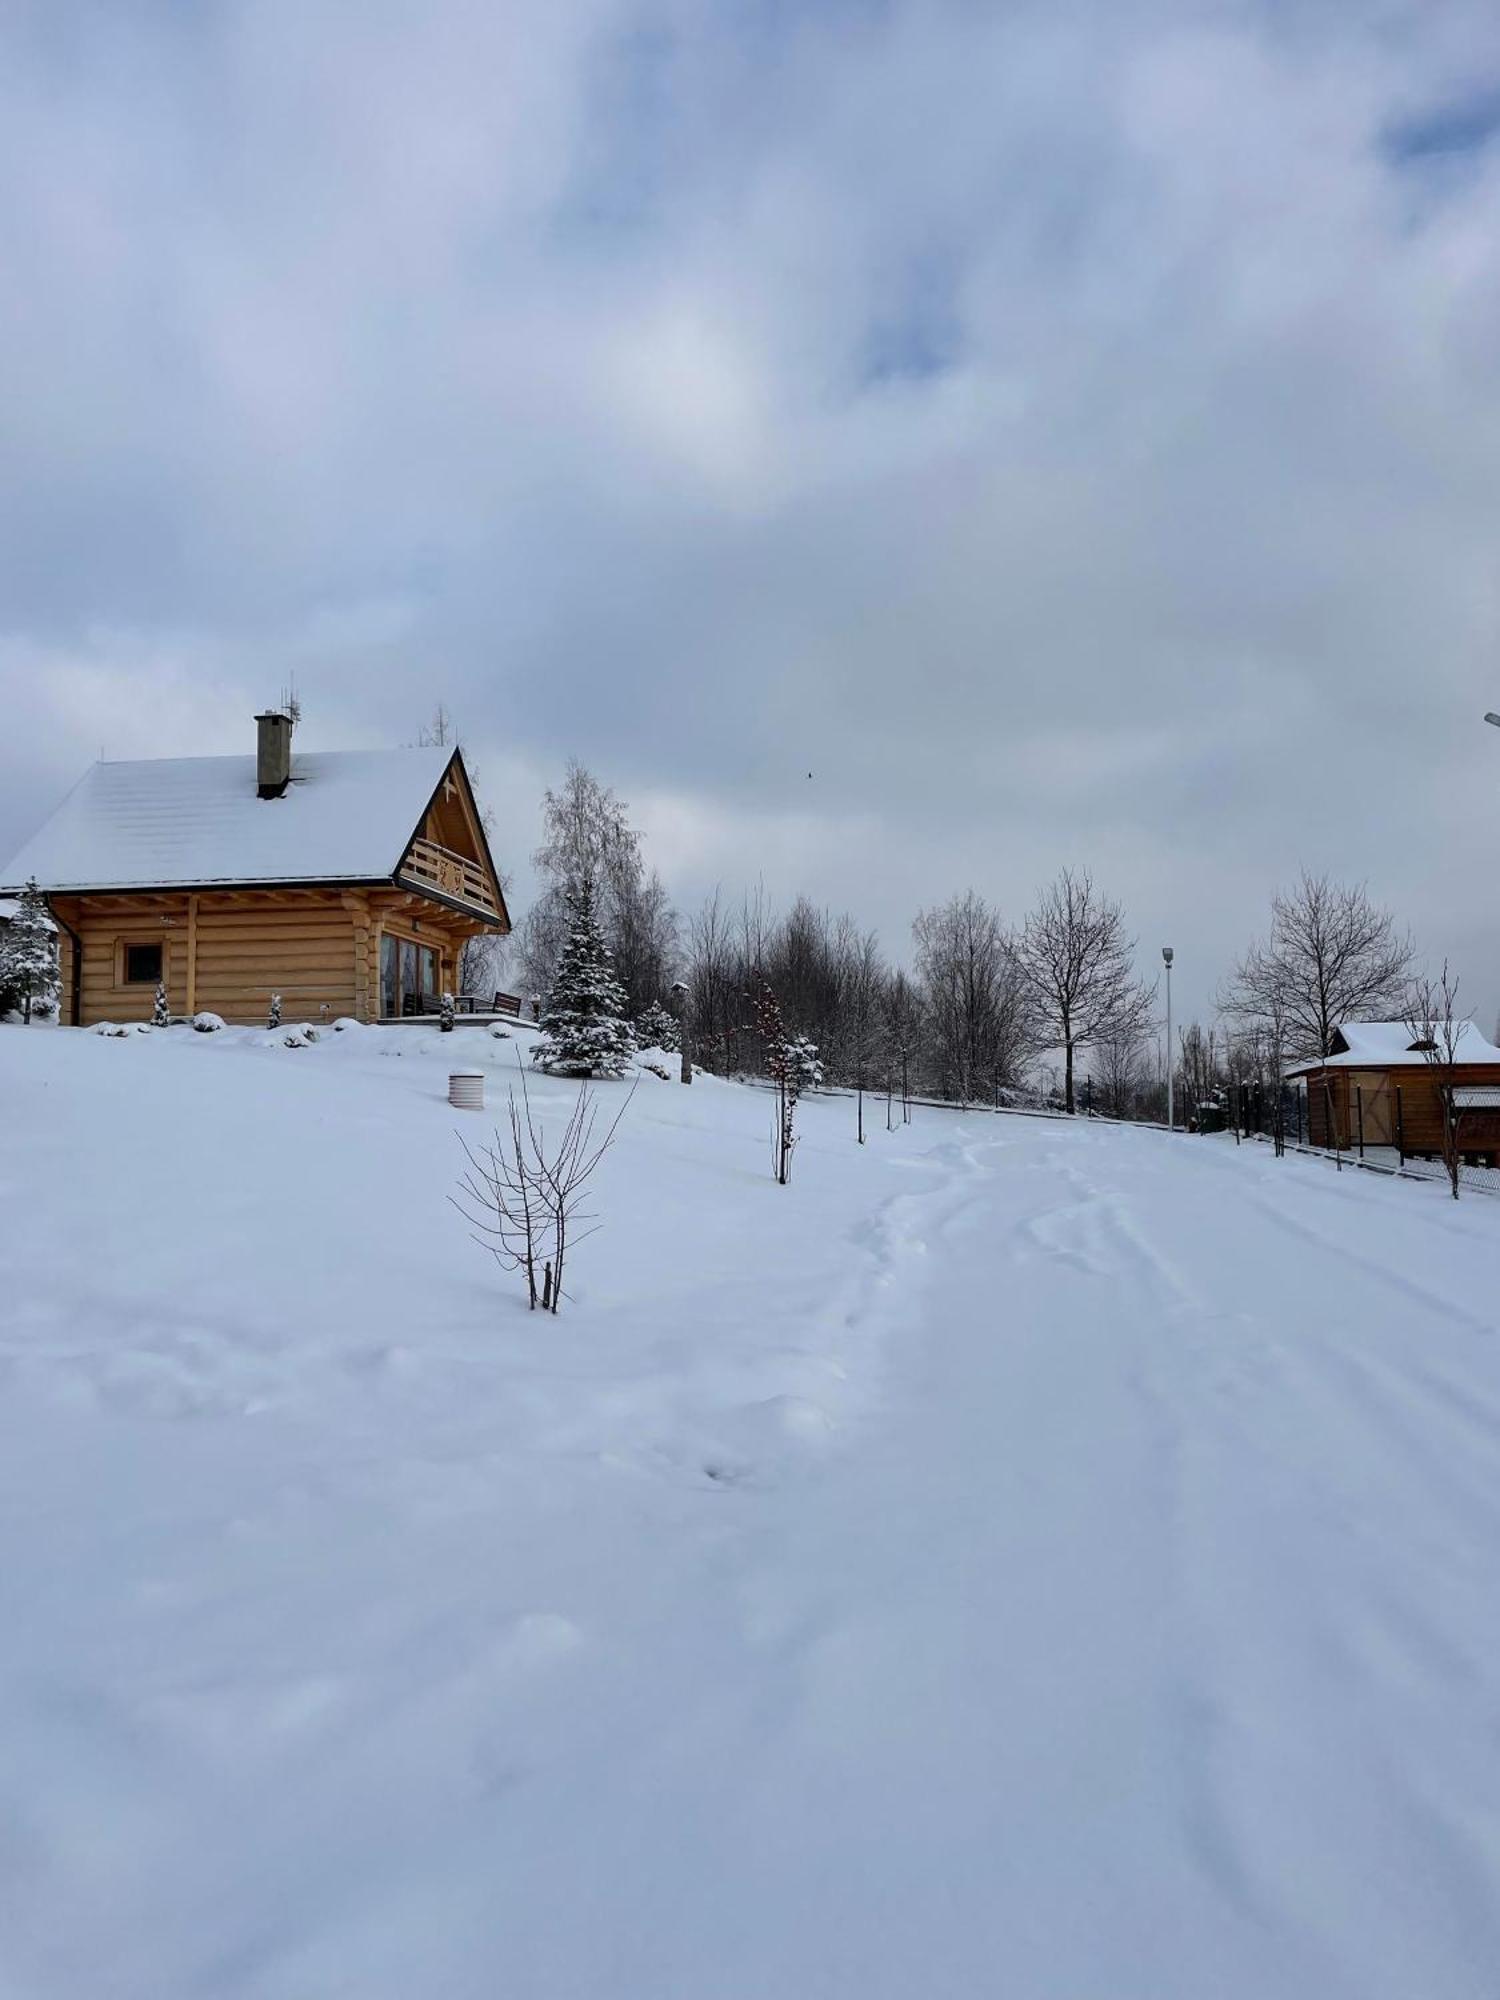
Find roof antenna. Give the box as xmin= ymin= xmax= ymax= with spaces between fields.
xmin=280 ymin=678 xmax=301 ymax=728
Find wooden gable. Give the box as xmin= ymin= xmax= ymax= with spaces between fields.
xmin=394 ymin=751 xmax=510 ymax=930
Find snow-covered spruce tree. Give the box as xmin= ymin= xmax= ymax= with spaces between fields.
xmin=267 ymin=993 xmax=282 ymax=1030
xmin=533 ymin=885 xmax=635 ymax=1078
xmin=153 ymin=983 xmax=170 ymax=1027
xmin=440 ymin=990 xmax=456 ymax=1033
xmin=754 ymin=980 xmax=821 ymax=1184
xmin=0 ymin=879 xmax=58 ymax=1024
xmin=634 ymin=998 xmax=679 ymax=1053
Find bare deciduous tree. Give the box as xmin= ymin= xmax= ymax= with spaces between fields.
xmin=881 ymin=969 xmax=924 ymax=1124
xmin=1012 ymin=869 xmax=1154 ymax=1115
xmin=611 ymin=868 xmax=680 ymax=1017
xmin=1221 ymin=870 xmax=1413 ymax=1066
xmin=1405 ymin=961 xmax=1469 ymax=1200
xmin=835 ymin=924 xmax=883 ymax=1143
xmin=1176 ymin=1021 xmax=1223 ymax=1130
xmin=688 ymin=888 xmax=741 ymax=1076
xmin=459 ymin=928 xmax=513 ymax=1006
xmin=913 ymin=891 xmax=1032 ymax=1105
xmin=1093 ymin=1023 xmax=1149 ymax=1120
xmin=452 ymin=1068 xmax=634 ymax=1313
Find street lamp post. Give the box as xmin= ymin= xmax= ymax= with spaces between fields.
xmin=1162 ymin=946 xmax=1174 ymax=1131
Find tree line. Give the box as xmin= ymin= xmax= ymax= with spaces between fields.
xmin=496 ymin=762 xmax=1460 ymax=1145
xmin=502 ymin=761 xmax=1163 ymax=1118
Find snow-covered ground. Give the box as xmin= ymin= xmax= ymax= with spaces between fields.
xmin=3 ymin=1024 xmax=1500 ymax=1998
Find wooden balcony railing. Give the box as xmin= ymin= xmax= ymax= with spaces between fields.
xmin=399 ymin=837 xmax=501 ymax=919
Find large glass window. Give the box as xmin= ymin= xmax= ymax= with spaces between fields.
xmin=381 ymin=933 xmax=439 ymax=1014
xmin=380 ymin=935 xmax=400 ymax=1017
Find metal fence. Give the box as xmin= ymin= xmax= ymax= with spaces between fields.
xmin=1219 ymin=1079 xmax=1500 ymax=1198
xmin=781 ymin=1069 xmax=1500 ymax=1200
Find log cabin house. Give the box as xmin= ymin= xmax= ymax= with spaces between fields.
xmin=0 ymin=713 xmax=510 ymax=1028
xmin=1288 ymin=1021 xmax=1500 ymax=1164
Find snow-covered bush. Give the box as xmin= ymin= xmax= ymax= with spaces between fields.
xmin=192 ymin=1012 xmax=226 ymax=1033
xmin=94 ymin=1021 xmax=132 ymax=1038
xmin=487 ymin=1024 xmax=512 ymax=1040
xmin=440 ymin=990 xmax=455 ymax=1033
xmin=332 ymin=1017 xmax=362 ymax=1033
xmin=533 ymin=885 xmax=635 ymax=1079
xmin=152 ymin=983 xmax=170 ymax=1028
xmin=283 ymin=1031 xmax=309 ymax=1049
xmin=634 ymin=999 xmax=680 ymax=1053
xmin=266 ymin=993 xmax=282 ymax=1031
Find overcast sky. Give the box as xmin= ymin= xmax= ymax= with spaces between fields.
xmin=4 ymin=0 xmax=1500 ymax=1027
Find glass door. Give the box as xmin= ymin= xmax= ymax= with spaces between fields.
xmin=378 ymin=931 xmax=442 ymax=1017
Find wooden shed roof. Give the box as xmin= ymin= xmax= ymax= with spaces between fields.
xmin=1287 ymin=1020 xmax=1500 ymax=1076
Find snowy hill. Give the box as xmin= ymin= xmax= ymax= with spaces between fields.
xmin=4 ymin=1024 xmax=1500 ymax=1997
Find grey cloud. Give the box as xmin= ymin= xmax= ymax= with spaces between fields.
xmin=4 ymin=1 xmax=1500 ymax=1028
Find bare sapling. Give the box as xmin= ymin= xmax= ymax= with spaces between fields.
xmin=453 ymin=1065 xmax=635 ymax=1312
xmin=1405 ymin=961 xmax=1468 ymax=1200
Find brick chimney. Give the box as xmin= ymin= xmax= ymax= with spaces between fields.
xmin=255 ymin=711 xmax=293 ymax=798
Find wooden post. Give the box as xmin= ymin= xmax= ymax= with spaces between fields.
xmin=344 ymin=890 xmax=372 ymax=1020
xmin=1395 ymin=1084 xmax=1404 ymax=1163
xmin=1356 ymin=1085 xmax=1365 ymax=1160
xmin=671 ymin=980 xmax=692 ymax=1084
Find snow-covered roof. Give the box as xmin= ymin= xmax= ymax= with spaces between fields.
xmin=1289 ymin=1020 xmax=1500 ymax=1072
xmin=0 ymin=748 xmax=454 ymax=893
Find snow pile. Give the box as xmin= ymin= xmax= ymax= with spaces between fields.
xmin=4 ymin=1028 xmax=1500 ymax=1997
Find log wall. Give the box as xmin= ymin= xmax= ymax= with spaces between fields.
xmin=50 ymin=887 xmax=484 ymax=1027
xmin=1304 ymin=1064 xmax=1500 ymax=1158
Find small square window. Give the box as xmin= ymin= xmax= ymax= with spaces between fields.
xmin=124 ymin=942 xmax=163 ymax=985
